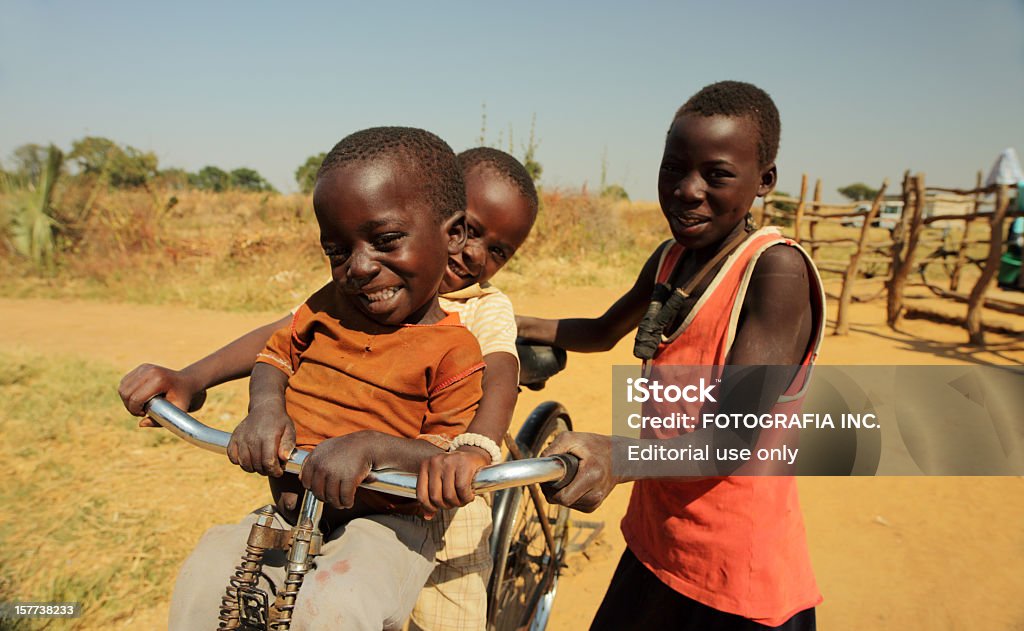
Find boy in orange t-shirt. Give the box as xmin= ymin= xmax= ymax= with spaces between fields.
xmin=168 ymin=126 xmax=485 ymax=630
xmin=119 ymin=146 xmax=541 ymax=630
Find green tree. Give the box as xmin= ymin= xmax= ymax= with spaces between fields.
xmin=111 ymin=147 xmax=159 ymax=188
xmin=190 ymin=166 xmax=230 ymax=192
xmin=600 ymin=184 xmax=629 ymax=201
xmin=230 ymin=167 xmax=275 ymax=192
xmin=10 ymin=143 xmax=51 ymax=182
xmin=68 ymin=136 xmax=157 ymax=188
xmin=295 ymin=153 xmax=326 ymax=194
xmin=837 ymin=182 xmax=879 ymax=202
xmin=156 ymin=168 xmax=191 ymax=190
xmin=69 ymin=136 xmax=119 ymax=175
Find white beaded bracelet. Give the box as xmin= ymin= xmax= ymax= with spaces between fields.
xmin=450 ymin=432 xmax=502 ymax=465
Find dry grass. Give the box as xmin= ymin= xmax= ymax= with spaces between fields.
xmin=0 ymin=182 xmax=1001 ymax=312
xmin=0 ymin=188 xmax=670 ymax=310
xmin=1 ymin=189 xmax=321 ymax=312
xmin=501 ymin=195 xmax=665 ymax=293
xmin=0 ymin=349 xmax=265 ymax=629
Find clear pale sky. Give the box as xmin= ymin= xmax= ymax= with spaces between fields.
xmin=2 ymin=1 xmax=1022 ymax=202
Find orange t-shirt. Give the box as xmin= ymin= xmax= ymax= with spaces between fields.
xmin=255 ymin=283 xmax=485 ymax=451
xmin=620 ymin=228 xmax=825 ymax=626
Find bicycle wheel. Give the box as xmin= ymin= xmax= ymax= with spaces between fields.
xmin=488 ymin=402 xmax=572 ymax=631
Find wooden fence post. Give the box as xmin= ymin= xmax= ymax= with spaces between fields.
xmin=887 ymin=171 xmax=913 ymax=326
xmin=793 ymin=173 xmax=808 ymax=243
xmin=950 ymin=170 xmax=983 ymax=291
xmin=809 ymin=178 xmax=822 ymax=260
xmin=835 ymin=179 xmax=889 ymax=335
xmin=887 ymin=172 xmax=927 ymax=328
xmin=966 ymin=184 xmax=1012 ymax=346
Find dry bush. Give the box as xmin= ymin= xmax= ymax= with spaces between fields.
xmin=501 ymin=191 xmax=666 ymax=293
xmin=1 ymin=186 xmax=673 ymax=309
xmin=1 ymin=187 xmax=325 ymax=311
xmin=4 ymin=181 xmax=1002 ymax=312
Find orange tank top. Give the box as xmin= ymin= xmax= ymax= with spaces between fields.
xmin=620 ymin=227 xmax=825 ymax=626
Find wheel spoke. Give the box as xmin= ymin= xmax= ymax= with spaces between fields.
xmin=489 ymin=408 xmax=573 ymax=631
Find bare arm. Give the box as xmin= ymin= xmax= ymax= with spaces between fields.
xmin=118 ymin=314 xmax=291 ymax=420
xmin=227 ymin=362 xmax=296 ymax=477
xmin=728 ymin=244 xmax=813 ymax=367
xmin=186 ymin=315 xmax=294 ymax=391
xmin=515 ymin=247 xmax=662 ymax=352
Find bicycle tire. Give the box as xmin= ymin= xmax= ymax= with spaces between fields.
xmin=487 ymin=402 xmax=572 ymax=631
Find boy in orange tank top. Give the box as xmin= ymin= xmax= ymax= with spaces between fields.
xmin=517 ymin=81 xmax=823 ymax=630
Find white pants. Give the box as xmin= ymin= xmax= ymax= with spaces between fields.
xmin=169 ymin=507 xmax=444 ymax=631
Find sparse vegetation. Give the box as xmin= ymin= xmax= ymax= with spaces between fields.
xmin=0 ymin=181 xmax=669 ymax=309
xmin=1 ymin=145 xmax=63 ymax=268
xmin=0 ymin=349 xmax=262 ymax=629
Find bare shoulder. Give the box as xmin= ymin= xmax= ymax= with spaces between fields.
xmin=732 ymin=244 xmax=815 ymax=365
xmin=744 ymin=244 xmax=812 ymax=316
xmin=753 ymin=242 xmax=810 ymax=277
xmin=741 ymin=242 xmax=811 ymax=340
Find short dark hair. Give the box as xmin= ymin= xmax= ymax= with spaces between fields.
xmin=457 ymin=147 xmax=539 ymax=214
xmin=317 ymin=126 xmax=465 ymax=220
xmin=674 ymin=81 xmax=780 ymax=167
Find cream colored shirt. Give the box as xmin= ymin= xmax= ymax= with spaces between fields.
xmin=439 ymin=283 xmax=518 ymax=360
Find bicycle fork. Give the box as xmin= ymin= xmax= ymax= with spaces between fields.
xmin=217 ymin=491 xmax=324 ymax=631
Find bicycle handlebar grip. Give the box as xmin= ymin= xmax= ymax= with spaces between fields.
xmin=544 ymin=453 xmax=580 ymax=492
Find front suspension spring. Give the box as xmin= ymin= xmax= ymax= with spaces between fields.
xmin=269 ymin=567 xmax=310 ymax=631
xmin=218 ymin=507 xmax=276 ymax=630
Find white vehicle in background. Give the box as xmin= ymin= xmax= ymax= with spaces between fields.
xmin=842 ymin=201 xmax=904 ymax=230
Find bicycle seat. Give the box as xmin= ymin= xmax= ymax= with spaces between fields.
xmin=516 ymin=340 xmax=567 ymax=391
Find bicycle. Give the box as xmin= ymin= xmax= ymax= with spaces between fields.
xmin=144 ymin=389 xmax=578 ymax=631
xmin=488 ymin=400 xmax=573 ymax=631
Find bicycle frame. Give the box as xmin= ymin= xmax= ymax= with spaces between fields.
xmin=143 ymin=396 xmax=577 ymax=631
xmin=145 ymin=396 xmax=574 ymax=498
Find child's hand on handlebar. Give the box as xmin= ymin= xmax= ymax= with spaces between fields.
xmin=118 ymin=364 xmax=207 ymax=427
xmin=227 ymin=404 xmax=296 ymax=478
xmin=416 ymin=447 xmax=490 ymax=515
xmin=299 ymin=433 xmax=374 ymax=510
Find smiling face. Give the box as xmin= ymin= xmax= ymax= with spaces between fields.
xmin=658 ymin=113 xmax=776 ymax=252
xmin=441 ymin=166 xmax=535 ymax=293
xmin=314 ymin=158 xmax=466 ymax=326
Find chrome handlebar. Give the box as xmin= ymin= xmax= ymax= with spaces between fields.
xmin=144 ymin=396 xmax=575 ymax=499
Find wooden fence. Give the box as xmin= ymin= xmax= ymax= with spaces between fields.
xmin=757 ymin=173 xmax=1023 ymax=346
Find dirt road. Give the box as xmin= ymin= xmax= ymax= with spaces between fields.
xmin=1 ymin=288 xmax=1021 ymax=630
